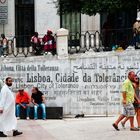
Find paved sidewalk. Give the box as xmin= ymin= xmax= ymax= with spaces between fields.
xmin=5 ymin=117 xmax=140 ymax=140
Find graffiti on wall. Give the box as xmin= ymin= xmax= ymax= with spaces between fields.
xmin=0 ymin=55 xmax=140 ymax=115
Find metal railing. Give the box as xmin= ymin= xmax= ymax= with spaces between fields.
xmin=0 ymin=36 xmax=56 ymax=57
xmin=0 ymin=37 xmax=39 ymax=57
xmin=68 ymin=31 xmax=103 ymax=54
xmin=0 ymin=28 xmax=136 ymax=57
xmin=68 ymin=28 xmax=135 ymax=53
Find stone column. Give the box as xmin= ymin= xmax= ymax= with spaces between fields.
xmin=56 ymin=28 xmax=69 ymax=58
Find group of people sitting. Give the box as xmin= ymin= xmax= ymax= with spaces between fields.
xmin=16 ymin=87 xmax=46 ymax=120
xmin=31 ymin=30 xmax=56 ymax=56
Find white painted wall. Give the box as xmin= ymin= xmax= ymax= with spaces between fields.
xmin=0 ymin=0 xmax=101 ymax=37
xmin=35 ymin=0 xmax=60 ymax=35
xmin=0 ymin=0 xmax=101 ymax=38
xmin=0 ymin=50 xmax=140 ymax=116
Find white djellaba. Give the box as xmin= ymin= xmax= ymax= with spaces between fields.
xmin=0 ymin=79 xmax=17 ymax=136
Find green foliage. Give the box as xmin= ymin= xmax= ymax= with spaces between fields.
xmin=55 ymin=0 xmax=140 ymax=15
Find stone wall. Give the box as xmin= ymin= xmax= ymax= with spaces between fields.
xmin=0 ymin=50 xmax=139 ymax=116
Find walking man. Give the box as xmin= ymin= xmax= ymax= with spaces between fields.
xmin=112 ymin=71 xmax=139 ymax=131
xmin=0 ymin=77 xmax=23 ymax=137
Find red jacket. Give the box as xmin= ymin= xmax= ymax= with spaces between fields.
xmin=16 ymin=91 xmax=30 ymax=104
xmin=42 ymin=35 xmax=56 ymax=51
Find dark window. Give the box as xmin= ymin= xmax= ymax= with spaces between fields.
xmin=61 ymin=12 xmax=81 ymax=34
xmin=61 ymin=12 xmax=81 ymax=48
xmin=101 ymin=11 xmax=137 ymax=50
xmin=15 ymin=0 xmax=34 ymax=47
xmin=16 ymin=0 xmax=34 ymax=5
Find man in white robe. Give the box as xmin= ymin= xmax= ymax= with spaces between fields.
xmin=0 ymin=77 xmax=23 ymax=137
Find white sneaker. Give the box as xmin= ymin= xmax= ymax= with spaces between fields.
xmin=16 ymin=117 xmax=20 ymax=120
xmin=26 ymin=117 xmax=30 ymax=120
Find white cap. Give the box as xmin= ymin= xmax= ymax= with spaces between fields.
xmin=136 ymin=17 xmax=140 ymax=21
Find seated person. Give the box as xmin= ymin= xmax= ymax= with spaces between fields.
xmin=31 ymin=87 xmax=46 ymax=120
xmin=31 ymin=32 xmax=42 ymax=55
xmin=0 ymin=34 xmax=8 ymax=57
xmin=16 ymin=89 xmax=30 ymax=120
xmin=42 ymin=30 xmax=56 ymax=55
xmin=0 ymin=41 xmax=3 ymax=57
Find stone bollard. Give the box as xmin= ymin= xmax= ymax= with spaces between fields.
xmin=56 ymin=28 xmax=69 ymax=58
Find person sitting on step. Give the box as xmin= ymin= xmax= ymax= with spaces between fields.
xmin=16 ymin=89 xmax=30 ymax=120
xmin=31 ymin=87 xmax=46 ymax=120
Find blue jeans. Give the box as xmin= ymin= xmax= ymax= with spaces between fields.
xmin=16 ymin=103 xmax=30 ymax=117
xmin=0 ymin=47 xmax=3 ymax=56
xmin=131 ymin=35 xmax=140 ymax=46
xmin=34 ymin=103 xmax=46 ymax=119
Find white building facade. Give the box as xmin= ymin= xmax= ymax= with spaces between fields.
xmin=0 ymin=0 xmax=137 ymax=49
xmin=0 ymin=0 xmax=100 ymax=37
